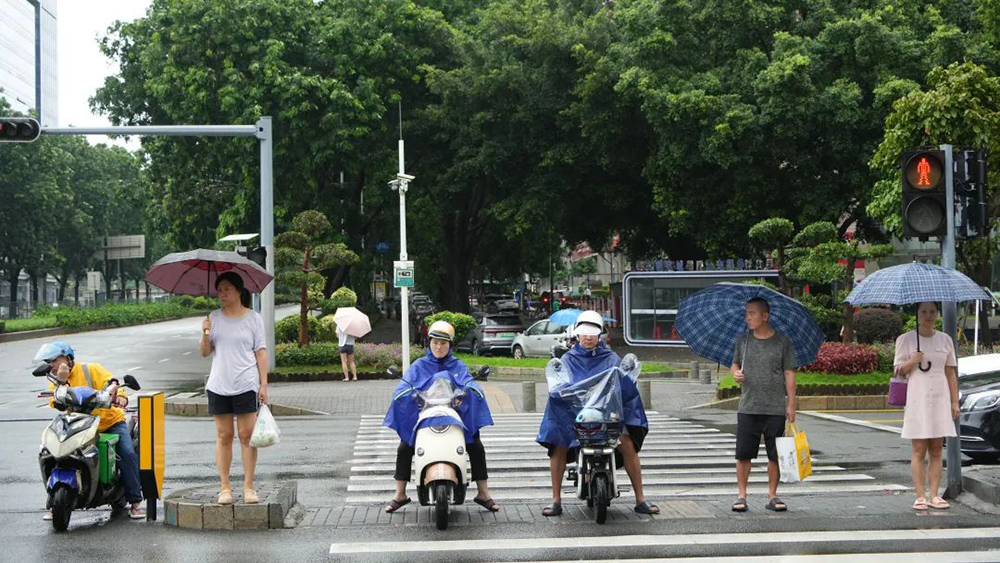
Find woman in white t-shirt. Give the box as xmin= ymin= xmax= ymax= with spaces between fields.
xmin=337 ymin=326 xmax=357 ymax=381
xmin=199 ymin=271 xmax=268 ymax=505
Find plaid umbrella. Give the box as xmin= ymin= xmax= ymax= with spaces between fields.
xmin=144 ymin=249 xmax=273 ymax=297
xmin=845 ymin=262 xmax=991 ymax=306
xmin=675 ymin=283 xmax=826 ymax=367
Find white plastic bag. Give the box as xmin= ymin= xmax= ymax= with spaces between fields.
xmin=250 ymin=404 xmax=280 ymax=448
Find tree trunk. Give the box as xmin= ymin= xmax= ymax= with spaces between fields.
xmin=73 ymin=273 xmax=82 ymax=306
xmin=841 ymin=270 xmax=855 ymax=342
xmin=6 ymin=269 xmax=20 ymax=318
xmin=29 ymin=272 xmax=39 ymax=310
xmin=145 ymin=281 xmax=151 ymax=302
xmin=776 ymin=247 xmax=788 ymax=295
xmin=298 ymin=248 xmax=312 ymax=348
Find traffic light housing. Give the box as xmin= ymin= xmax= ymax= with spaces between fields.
xmin=901 ymin=150 xmax=947 ymax=239
xmin=954 ymin=150 xmax=989 ymax=239
xmin=247 ymin=246 xmax=267 ymax=269
xmin=0 ymin=117 xmax=40 ymax=142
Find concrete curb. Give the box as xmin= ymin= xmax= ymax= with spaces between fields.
xmin=165 ymin=396 xmax=328 ymax=417
xmin=704 ymin=394 xmax=896 ymax=411
xmin=962 ymin=468 xmax=1000 ymax=506
xmin=164 ymin=481 xmax=298 ymax=530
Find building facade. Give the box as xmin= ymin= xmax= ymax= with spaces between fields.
xmin=0 ymin=0 xmax=57 ymax=125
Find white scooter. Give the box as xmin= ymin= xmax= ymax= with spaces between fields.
xmin=389 ymin=365 xmax=489 ymax=530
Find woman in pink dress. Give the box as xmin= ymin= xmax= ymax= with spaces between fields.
xmin=893 ymin=302 xmax=960 ymax=511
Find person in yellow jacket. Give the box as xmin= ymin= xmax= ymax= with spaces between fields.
xmin=35 ymin=341 xmax=145 ymax=520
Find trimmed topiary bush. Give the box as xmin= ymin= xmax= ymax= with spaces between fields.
xmin=423 ymin=311 xmax=477 ymax=343
xmin=853 ymin=307 xmax=903 ymax=344
xmin=276 ymin=342 xmax=423 ymax=369
xmin=322 ymin=287 xmax=358 ymax=317
xmin=275 ymin=314 xmax=322 ymax=344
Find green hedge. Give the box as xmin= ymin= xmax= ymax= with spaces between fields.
xmin=423 ymin=311 xmax=477 ymax=343
xmin=52 ymin=302 xmax=191 ymax=328
xmin=276 ymin=342 xmax=424 ymax=370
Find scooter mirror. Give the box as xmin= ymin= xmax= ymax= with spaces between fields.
xmin=123 ymin=374 xmax=141 ymax=391
xmin=387 ymin=365 xmax=401 ymax=378
xmin=476 ymin=366 xmax=490 ymax=381
xmin=32 ymin=363 xmax=52 ymax=377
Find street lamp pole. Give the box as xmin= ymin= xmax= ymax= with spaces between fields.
xmin=394 ymin=137 xmax=413 ymax=370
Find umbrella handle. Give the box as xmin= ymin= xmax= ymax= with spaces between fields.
xmin=915 ymin=331 xmax=932 ymax=372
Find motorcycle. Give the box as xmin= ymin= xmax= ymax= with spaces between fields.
xmin=33 ymin=363 xmax=141 ymax=532
xmin=388 ymin=364 xmax=490 ymax=530
xmin=546 ymin=356 xmax=640 ymax=524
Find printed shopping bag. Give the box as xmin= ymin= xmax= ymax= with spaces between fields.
xmin=776 ymin=423 xmax=811 ymax=483
xmin=250 ymin=404 xmax=281 ymax=448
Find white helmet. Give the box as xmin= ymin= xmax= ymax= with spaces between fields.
xmin=573 ymin=310 xmax=604 ymax=336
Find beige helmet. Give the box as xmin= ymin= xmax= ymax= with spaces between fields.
xmin=427 ymin=320 xmax=456 ymax=342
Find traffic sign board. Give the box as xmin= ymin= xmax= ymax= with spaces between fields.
xmin=375 ymin=241 xmax=391 ymax=253
xmin=394 ymin=260 xmax=414 ymax=288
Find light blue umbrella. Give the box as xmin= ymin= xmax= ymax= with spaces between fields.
xmin=675 ymin=283 xmax=825 ymax=367
xmin=549 ymin=308 xmax=583 ymax=326
xmin=549 ymin=309 xmax=616 ymax=326
xmin=845 ymin=262 xmax=991 ymax=306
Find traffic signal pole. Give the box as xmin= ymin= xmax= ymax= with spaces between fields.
xmin=941 ymin=143 xmax=963 ymax=498
xmin=39 ymin=121 xmax=277 ymax=371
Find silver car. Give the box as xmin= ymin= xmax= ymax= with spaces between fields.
xmin=511 ymin=320 xmax=569 ymax=358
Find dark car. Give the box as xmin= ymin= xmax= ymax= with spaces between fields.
xmin=456 ymin=312 xmax=525 ymax=356
xmin=957 ymin=354 xmax=1000 ymax=462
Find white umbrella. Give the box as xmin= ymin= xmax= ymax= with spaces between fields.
xmin=333 ymin=307 xmax=371 ymax=338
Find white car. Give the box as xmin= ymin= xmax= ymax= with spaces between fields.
xmin=511 ymin=320 xmax=569 ymax=358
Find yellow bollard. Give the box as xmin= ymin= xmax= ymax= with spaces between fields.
xmin=137 ymin=391 xmax=165 ymax=521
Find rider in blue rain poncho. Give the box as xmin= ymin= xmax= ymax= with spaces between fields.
xmin=536 ymin=310 xmax=659 ymax=516
xmin=381 ymin=320 xmax=500 ymax=514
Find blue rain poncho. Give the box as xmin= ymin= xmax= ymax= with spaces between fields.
xmin=536 ymin=342 xmax=649 ymax=454
xmin=382 ymin=349 xmax=494 ymax=446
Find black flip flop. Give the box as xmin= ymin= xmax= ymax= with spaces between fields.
xmin=542 ymin=503 xmax=562 ymax=516
xmin=384 ymin=497 xmax=411 ymax=513
xmin=732 ymin=498 xmax=748 ymax=512
xmin=474 ymin=497 xmax=500 ymax=512
xmin=765 ymin=498 xmax=787 ymax=512
xmin=635 ymin=501 xmax=660 ymax=515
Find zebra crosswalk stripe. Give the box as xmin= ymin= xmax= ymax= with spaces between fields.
xmin=344 ymin=412 xmax=908 ymax=504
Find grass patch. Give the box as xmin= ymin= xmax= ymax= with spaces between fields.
xmin=718 ymin=371 xmax=893 ymax=390
xmin=4 ymin=317 xmax=60 ymax=332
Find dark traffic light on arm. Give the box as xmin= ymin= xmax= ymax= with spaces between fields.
xmin=0 ymin=117 xmax=40 ymax=142
xmin=901 ymin=150 xmax=946 ymax=239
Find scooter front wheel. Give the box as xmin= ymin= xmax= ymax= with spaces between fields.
xmin=434 ymin=482 xmax=451 ymax=530
xmin=592 ymin=474 xmax=609 ymax=524
xmin=51 ymin=486 xmax=76 ymax=532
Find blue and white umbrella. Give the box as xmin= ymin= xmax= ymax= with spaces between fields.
xmin=675 ymin=283 xmax=826 ymax=368
xmin=845 ymin=262 xmax=991 ymax=306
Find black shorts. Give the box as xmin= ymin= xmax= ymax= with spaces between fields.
xmin=339 ymin=345 xmax=354 ymax=355
xmin=736 ymin=413 xmax=785 ymax=461
xmin=207 ymin=390 xmax=258 ymax=415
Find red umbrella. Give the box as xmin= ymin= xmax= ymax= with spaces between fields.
xmin=144 ymin=249 xmax=273 ymax=296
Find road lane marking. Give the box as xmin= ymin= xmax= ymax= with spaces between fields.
xmin=332 ymin=525 xmax=994 ymax=555
xmin=158 ymin=358 xmax=170 ymax=363
xmin=127 ymin=366 xmax=143 ymax=372
xmin=865 ymin=419 xmax=903 ymax=423
xmin=182 ymin=352 xmax=192 ymax=356
xmin=798 ymin=410 xmax=902 ymax=434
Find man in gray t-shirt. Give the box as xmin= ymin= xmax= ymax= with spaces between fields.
xmin=729 ymin=297 xmax=797 ymax=514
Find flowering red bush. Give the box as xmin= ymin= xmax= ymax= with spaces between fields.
xmin=802 ymin=342 xmax=878 ymax=374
